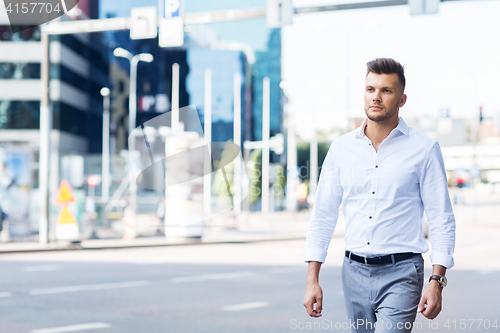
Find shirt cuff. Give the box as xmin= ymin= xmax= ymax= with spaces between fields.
xmin=304 ymin=247 xmax=327 ymax=263
xmin=430 ymin=251 xmax=454 ymax=269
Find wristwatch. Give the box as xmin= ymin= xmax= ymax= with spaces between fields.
xmin=429 ymin=275 xmax=447 ymax=288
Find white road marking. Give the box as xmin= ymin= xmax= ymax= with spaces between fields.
xmin=171 ymin=270 xmax=254 ymax=283
xmin=30 ymin=322 xmax=111 ymax=333
xmin=30 ymin=281 xmax=150 ymax=295
xmin=24 ymin=265 xmax=61 ymax=272
xmin=0 ymin=292 xmax=12 ymax=298
xmin=222 ymin=301 xmax=269 ymax=311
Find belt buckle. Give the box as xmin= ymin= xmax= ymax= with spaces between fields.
xmin=364 ymin=256 xmax=368 ymax=264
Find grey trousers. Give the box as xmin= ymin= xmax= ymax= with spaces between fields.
xmin=341 ymin=254 xmax=424 ymax=333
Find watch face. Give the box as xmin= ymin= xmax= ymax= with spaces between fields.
xmin=441 ymin=276 xmax=447 ymax=287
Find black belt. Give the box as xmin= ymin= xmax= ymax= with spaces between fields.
xmin=345 ymin=250 xmax=419 ymax=265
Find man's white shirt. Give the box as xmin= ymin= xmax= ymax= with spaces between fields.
xmin=304 ymin=117 xmax=456 ymax=268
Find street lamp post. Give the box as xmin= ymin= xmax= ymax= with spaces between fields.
xmin=100 ymin=87 xmax=111 ymax=204
xmin=113 ymin=48 xmax=154 ymax=137
xmin=113 ymin=48 xmax=153 ymax=230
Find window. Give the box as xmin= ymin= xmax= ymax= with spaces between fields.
xmin=0 ymin=25 xmax=41 ymax=41
xmin=0 ymin=63 xmax=41 ymax=79
xmin=0 ymin=101 xmax=40 ymax=129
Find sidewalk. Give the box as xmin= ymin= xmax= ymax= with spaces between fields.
xmin=2 ymin=194 xmax=497 ymax=255
xmin=0 ymin=210 xmax=319 ymax=254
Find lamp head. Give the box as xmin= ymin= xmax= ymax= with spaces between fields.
xmin=100 ymin=87 xmax=110 ymax=97
xmin=138 ymin=53 xmax=154 ymax=63
xmin=113 ymin=47 xmax=132 ymax=59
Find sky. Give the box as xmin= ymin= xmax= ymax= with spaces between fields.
xmin=283 ymin=0 xmax=500 ymax=138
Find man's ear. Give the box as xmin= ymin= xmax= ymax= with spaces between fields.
xmin=399 ymin=94 xmax=407 ymax=108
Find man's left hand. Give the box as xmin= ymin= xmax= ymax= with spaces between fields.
xmin=417 ymin=281 xmax=442 ymax=319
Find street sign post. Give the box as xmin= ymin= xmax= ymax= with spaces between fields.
xmin=130 ymin=7 xmax=158 ymax=40
xmin=54 ymin=180 xmax=79 ymax=240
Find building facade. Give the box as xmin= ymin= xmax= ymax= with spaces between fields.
xmin=0 ymin=0 xmax=108 ymax=236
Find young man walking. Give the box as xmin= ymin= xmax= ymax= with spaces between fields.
xmin=303 ymin=58 xmax=455 ymax=333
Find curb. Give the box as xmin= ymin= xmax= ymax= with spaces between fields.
xmin=0 ymin=234 xmax=313 ymax=254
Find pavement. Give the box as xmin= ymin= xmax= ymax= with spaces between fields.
xmin=0 ymin=211 xmax=319 ymax=254
xmin=0 ymin=187 xmax=498 ymax=255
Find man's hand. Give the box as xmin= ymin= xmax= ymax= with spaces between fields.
xmin=303 ymin=282 xmax=323 ymax=317
xmin=304 ymin=261 xmax=323 ymax=317
xmin=417 ymin=280 xmax=442 ymax=319
xmin=418 ymin=264 xmax=447 ymax=319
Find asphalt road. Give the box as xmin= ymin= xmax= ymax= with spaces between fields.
xmin=0 ymin=237 xmax=499 ymax=333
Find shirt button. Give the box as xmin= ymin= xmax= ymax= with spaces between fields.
xmin=375 ymin=165 xmax=378 ymax=168
xmin=369 ymin=216 xmax=372 ymax=219
xmin=367 ymin=242 xmax=370 ymax=245
xmin=372 ymin=191 xmax=375 ymax=194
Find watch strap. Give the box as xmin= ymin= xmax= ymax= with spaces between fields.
xmin=429 ymin=275 xmax=447 ymax=287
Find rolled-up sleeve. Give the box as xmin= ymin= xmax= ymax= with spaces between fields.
xmin=419 ymin=141 xmax=456 ymax=268
xmin=304 ymin=143 xmax=343 ymax=263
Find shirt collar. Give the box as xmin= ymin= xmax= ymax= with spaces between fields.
xmin=357 ymin=117 xmax=409 ymax=138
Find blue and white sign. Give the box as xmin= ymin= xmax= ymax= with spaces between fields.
xmin=158 ymin=0 xmax=184 ymax=47
xmin=160 ymin=0 xmax=182 ymax=18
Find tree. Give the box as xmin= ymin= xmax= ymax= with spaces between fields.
xmin=248 ymin=149 xmax=262 ymax=205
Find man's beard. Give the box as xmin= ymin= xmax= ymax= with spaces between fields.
xmin=365 ymin=105 xmax=398 ymax=122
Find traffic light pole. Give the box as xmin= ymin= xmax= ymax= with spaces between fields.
xmin=262 ymin=77 xmax=271 ymax=213
xmin=39 ymin=30 xmax=51 ymax=244
xmin=295 ymin=0 xmax=407 ymax=14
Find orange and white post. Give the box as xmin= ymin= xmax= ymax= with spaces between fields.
xmin=54 ymin=180 xmax=79 ymax=240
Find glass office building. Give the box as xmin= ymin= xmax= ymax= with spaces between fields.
xmin=50 ymin=33 xmax=110 ymax=153
xmin=0 ymin=12 xmax=108 ymax=151
xmin=185 ymin=0 xmax=283 ymax=143
xmin=100 ymin=0 xmax=283 ymax=144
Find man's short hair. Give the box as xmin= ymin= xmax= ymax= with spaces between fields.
xmin=366 ymin=58 xmax=405 ymax=91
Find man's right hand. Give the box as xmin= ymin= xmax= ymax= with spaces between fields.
xmin=303 ymin=282 xmax=323 ymax=317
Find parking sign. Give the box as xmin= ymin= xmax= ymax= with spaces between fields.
xmin=160 ymin=0 xmax=182 ymax=18
xmin=158 ymin=0 xmax=184 ymax=47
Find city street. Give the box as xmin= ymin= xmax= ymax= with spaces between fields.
xmin=1 ymin=0 xmax=500 ymax=332
xmin=1 ymin=220 xmax=499 ymax=333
